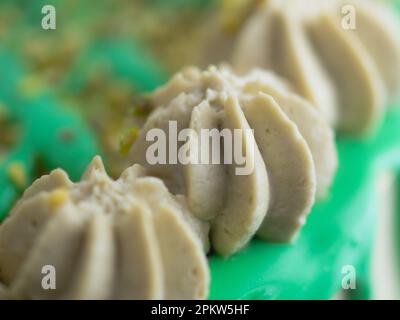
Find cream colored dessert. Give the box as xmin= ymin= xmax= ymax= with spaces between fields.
xmin=201 ymin=0 xmax=400 ymax=134
xmin=130 ymin=66 xmax=337 ymax=255
xmin=0 ymin=156 xmax=209 ymax=300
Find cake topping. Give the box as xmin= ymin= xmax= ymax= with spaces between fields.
xmin=0 ymin=156 xmax=209 ymax=299
xmin=130 ymin=66 xmax=337 ymax=253
xmin=202 ymin=0 xmax=400 ymax=134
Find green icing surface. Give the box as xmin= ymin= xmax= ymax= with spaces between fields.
xmin=0 ymin=53 xmax=100 ymax=219
xmin=0 ymin=0 xmax=399 ymax=300
xmin=210 ymin=107 xmax=400 ymax=299
xmin=0 ymin=46 xmax=165 ymax=220
xmin=209 ymin=0 xmax=400 ymax=299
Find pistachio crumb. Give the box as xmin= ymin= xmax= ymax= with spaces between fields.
xmin=220 ymin=0 xmax=263 ymax=33
xmin=49 ymin=189 xmax=69 ymax=209
xmin=7 ymin=162 xmax=28 ymax=189
xmin=18 ymin=75 xmax=45 ymax=97
xmin=58 ymin=128 xmax=76 ymax=143
xmin=119 ymin=127 xmax=140 ymax=156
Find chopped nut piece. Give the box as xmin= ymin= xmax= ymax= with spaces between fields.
xmin=7 ymin=162 xmax=28 ymax=189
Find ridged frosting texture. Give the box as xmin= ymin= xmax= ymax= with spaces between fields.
xmin=0 ymin=156 xmax=209 ymax=300
xmin=130 ymin=66 xmax=338 ymax=256
xmin=200 ymin=0 xmax=400 ymax=134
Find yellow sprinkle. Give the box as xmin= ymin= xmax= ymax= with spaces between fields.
xmin=49 ymin=189 xmax=69 ymax=209
xmin=219 ymin=0 xmax=264 ymax=33
xmin=119 ymin=127 xmax=140 ymax=156
xmin=18 ymin=75 xmax=46 ymax=97
xmin=7 ymin=162 xmax=28 ymax=189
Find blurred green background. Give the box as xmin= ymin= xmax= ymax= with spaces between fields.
xmin=0 ymin=0 xmax=400 ymax=300
xmin=0 ymin=0 xmax=215 ymax=219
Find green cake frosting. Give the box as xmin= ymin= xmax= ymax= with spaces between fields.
xmin=210 ymin=106 xmax=400 ymax=299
